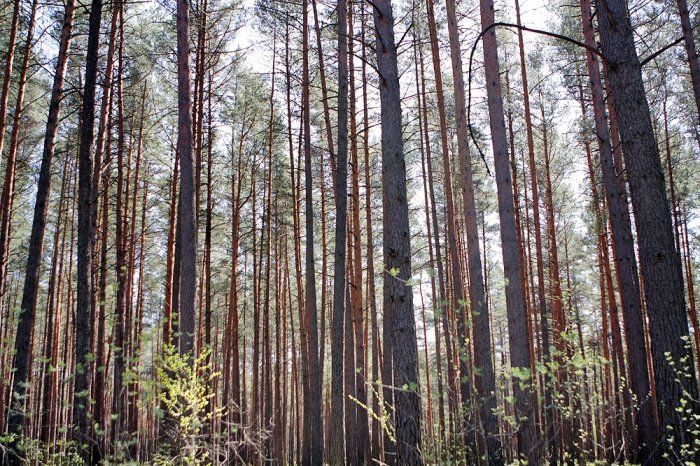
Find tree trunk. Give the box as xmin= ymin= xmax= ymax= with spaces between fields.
xmin=675 ymin=0 xmax=700 ymax=122
xmin=176 ymin=0 xmax=197 ymax=356
xmin=417 ymin=40 xmax=458 ymax=441
xmin=577 ymin=0 xmax=657 ymax=458
xmin=444 ymin=0 xmax=502 ymax=459
xmin=373 ymin=1 xmax=422 ymax=463
xmin=512 ymin=0 xmax=555 ymax=458
xmin=73 ymin=0 xmax=103 ymax=460
xmin=329 ymin=0 xmax=349 ymax=459
xmin=425 ymin=4 xmax=476 ymax=452
xmin=348 ymin=5 xmax=369 ymax=460
xmin=595 ymin=0 xmax=700 ymax=459
xmin=302 ymin=0 xmax=323 ymax=461
xmin=478 ymin=0 xmax=538 ymax=461
xmin=360 ymin=2 xmax=382 ymax=456
xmin=6 ymin=0 xmax=74 ymax=455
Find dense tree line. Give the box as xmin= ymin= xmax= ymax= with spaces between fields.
xmin=0 ymin=0 xmax=699 ymax=463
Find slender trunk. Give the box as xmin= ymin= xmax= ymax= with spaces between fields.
xmin=312 ymin=0 xmax=337 ymax=189
xmin=541 ymin=110 xmax=573 ymax=457
xmin=373 ymin=1 xmax=422 ymax=462
xmin=344 ymin=246 xmax=357 ymax=465
xmin=682 ymin=207 xmax=700 ymax=379
xmin=0 ymin=0 xmax=21 ymax=322
xmin=417 ymin=86 xmax=447 ymax=447
xmin=0 ymin=0 xmax=20 ymax=175
xmin=330 ymin=0 xmax=349 ymax=459
xmin=302 ymin=0 xmax=323 ymax=461
xmin=348 ymin=5 xmax=369 ymax=460
xmin=0 ymin=0 xmax=38 ymax=327
xmin=73 ymin=0 xmax=103 ymax=459
xmin=176 ymin=0 xmax=197 ymax=355
xmin=512 ymin=0 xmax=555 ymax=458
xmin=479 ymin=0 xmax=538 ymax=461
xmin=361 ymin=2 xmax=381 ymax=457
xmin=112 ymin=14 xmax=128 ymax=446
xmin=7 ymin=0 xmax=74 ymax=452
xmin=675 ymin=0 xmax=700 ymax=121
xmin=417 ymin=40 xmax=458 ymax=441
xmin=444 ymin=0 xmax=502 ymax=459
xmin=163 ymin=152 xmax=179 ymax=345
xmin=40 ymin=153 xmax=73 ymax=444
xmin=425 ymin=4 xmax=476 ymax=449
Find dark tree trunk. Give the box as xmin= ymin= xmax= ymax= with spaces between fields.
xmin=444 ymin=0 xmax=502 ymax=459
xmin=578 ymin=0 xmax=657 ymax=458
xmin=373 ymin=1 xmax=422 ymax=463
xmin=595 ymin=0 xmax=700 ymax=460
xmin=330 ymin=0 xmax=349 ymax=459
xmin=302 ymin=0 xmax=323 ymax=461
xmin=176 ymin=0 xmax=197 ymax=356
xmin=479 ymin=0 xmax=538 ymax=461
xmin=73 ymin=0 xmax=103 ymax=460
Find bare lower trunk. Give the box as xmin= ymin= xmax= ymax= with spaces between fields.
xmin=444 ymin=0 xmax=501 ymax=459
xmin=595 ymin=0 xmax=700 ymax=460
xmin=373 ymin=1 xmax=422 ymax=463
xmin=329 ymin=0 xmax=349 ymax=459
xmin=73 ymin=0 xmax=103 ymax=460
xmin=176 ymin=0 xmax=197 ymax=356
xmin=7 ymin=0 xmax=73 ymax=456
xmin=578 ymin=0 xmax=656 ymax=458
xmin=479 ymin=0 xmax=538 ymax=461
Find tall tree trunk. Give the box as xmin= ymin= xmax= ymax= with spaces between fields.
xmin=348 ymin=5 xmax=369 ymax=460
xmin=595 ymin=0 xmax=700 ymax=460
xmin=40 ymin=153 xmax=73 ymax=445
xmin=176 ymin=0 xmax=197 ymax=356
xmin=425 ymin=4 xmax=476 ymax=452
xmin=0 ymin=2 xmax=21 ymax=321
xmin=163 ymin=152 xmax=179 ymax=346
xmin=478 ymin=0 xmax=538 ymax=461
xmin=91 ymin=0 xmax=122 ymax=243
xmin=577 ymin=0 xmax=656 ymax=458
xmin=301 ymin=0 xmax=323 ymax=461
xmin=417 ymin=40 xmax=458 ymax=441
xmin=416 ymin=82 xmax=447 ymax=447
xmin=373 ymin=1 xmax=422 ymax=463
xmin=330 ymin=0 xmax=349 ymax=459
xmin=73 ymin=0 xmax=103 ymax=461
xmin=512 ymin=0 xmax=555 ymax=457
xmin=112 ymin=14 xmax=129 ymax=448
xmin=0 ymin=0 xmax=38 ymax=321
xmin=344 ymin=248 xmax=357 ymax=466
xmin=312 ymin=0 xmax=337 ymax=190
xmin=95 ymin=137 xmax=112 ymax=453
xmin=444 ymin=0 xmax=502 ymax=460
xmin=360 ymin=2 xmax=381 ymax=456
xmin=6 ymin=0 xmax=74 ymax=454
xmin=0 ymin=0 xmax=20 ymax=175
xmin=541 ymin=109 xmax=574 ymax=457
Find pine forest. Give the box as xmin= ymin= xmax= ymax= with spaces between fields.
xmin=0 ymin=0 xmax=699 ymax=462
